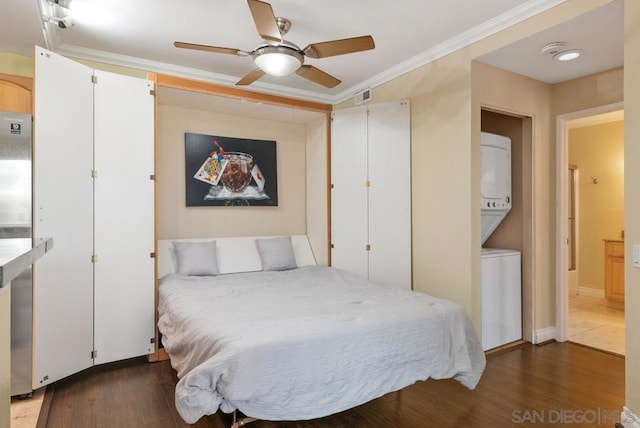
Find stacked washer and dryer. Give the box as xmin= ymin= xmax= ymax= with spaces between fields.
xmin=480 ymin=131 xmax=522 ymax=351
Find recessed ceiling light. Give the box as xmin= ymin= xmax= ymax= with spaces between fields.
xmin=553 ymin=49 xmax=583 ymax=61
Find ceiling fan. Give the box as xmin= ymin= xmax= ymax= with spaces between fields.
xmin=174 ymin=0 xmax=375 ymax=88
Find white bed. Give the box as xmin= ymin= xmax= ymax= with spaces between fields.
xmin=157 ymin=235 xmax=485 ymax=424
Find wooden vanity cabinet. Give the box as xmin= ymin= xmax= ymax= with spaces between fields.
xmin=604 ymin=240 xmax=624 ymax=308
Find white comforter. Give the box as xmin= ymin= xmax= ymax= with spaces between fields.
xmin=158 ymin=266 xmax=485 ymax=424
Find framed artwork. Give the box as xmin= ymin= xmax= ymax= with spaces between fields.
xmin=184 ymin=132 xmax=278 ymax=206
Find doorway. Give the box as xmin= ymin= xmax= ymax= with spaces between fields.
xmin=481 ymin=108 xmax=534 ymax=345
xmin=556 ymin=102 xmax=625 ymax=355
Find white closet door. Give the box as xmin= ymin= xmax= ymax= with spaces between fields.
xmin=33 ymin=46 xmax=94 ymax=387
xmin=331 ymin=107 xmax=368 ymax=278
xmin=367 ymin=101 xmax=411 ymax=289
xmin=93 ymin=71 xmax=155 ymax=364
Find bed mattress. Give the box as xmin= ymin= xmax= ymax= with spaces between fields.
xmin=158 ymin=265 xmax=485 ymax=423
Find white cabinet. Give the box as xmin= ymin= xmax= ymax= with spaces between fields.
xmin=33 ymin=47 xmax=155 ymax=387
xmin=331 ymin=100 xmax=411 ymax=289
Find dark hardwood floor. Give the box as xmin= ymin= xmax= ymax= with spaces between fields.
xmin=40 ymin=342 xmax=624 ymax=427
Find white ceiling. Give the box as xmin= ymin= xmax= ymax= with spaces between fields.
xmin=478 ymin=0 xmax=623 ymax=84
xmin=1 ymin=0 xmax=623 ymax=105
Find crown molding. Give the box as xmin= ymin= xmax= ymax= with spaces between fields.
xmin=55 ymin=44 xmax=337 ymax=104
xmin=55 ymin=0 xmax=565 ymax=105
xmin=333 ymin=0 xmax=567 ymax=103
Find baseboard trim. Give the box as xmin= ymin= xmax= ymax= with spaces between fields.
xmin=621 ymin=407 xmax=640 ymax=427
xmin=578 ymin=286 xmax=605 ymax=299
xmin=534 ymin=327 xmax=557 ymax=344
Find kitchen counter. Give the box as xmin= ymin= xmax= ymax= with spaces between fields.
xmin=0 ymin=238 xmax=53 ymax=288
xmin=1 ymin=237 xmax=52 ymax=427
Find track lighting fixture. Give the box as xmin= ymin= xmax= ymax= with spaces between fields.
xmin=44 ymin=15 xmax=74 ymax=29
xmin=47 ymin=0 xmax=72 ymax=8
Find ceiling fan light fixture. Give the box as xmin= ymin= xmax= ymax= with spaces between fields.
xmin=254 ymin=46 xmax=303 ymax=77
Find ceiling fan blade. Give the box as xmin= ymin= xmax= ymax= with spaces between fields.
xmin=247 ymin=0 xmax=282 ymax=43
xmin=296 ymin=65 xmax=341 ymax=88
xmin=174 ymin=41 xmax=247 ymax=56
xmin=303 ymin=35 xmax=375 ymax=59
xmin=236 ymin=69 xmax=266 ymax=86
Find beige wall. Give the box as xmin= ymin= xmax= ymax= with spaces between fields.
xmin=569 ymin=121 xmax=624 ymax=291
xmin=624 ymin=0 xmax=640 ymax=415
xmin=552 ymin=67 xmax=623 ymax=115
xmin=0 ymin=52 xmax=33 ymax=77
xmin=335 ymin=0 xmax=610 ymax=334
xmin=157 ymin=104 xmax=308 ymax=239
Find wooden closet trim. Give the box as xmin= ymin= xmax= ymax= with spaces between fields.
xmin=154 ymin=73 xmax=332 ymax=112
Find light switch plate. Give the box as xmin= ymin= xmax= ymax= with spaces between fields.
xmin=633 ymin=245 xmax=640 ymax=268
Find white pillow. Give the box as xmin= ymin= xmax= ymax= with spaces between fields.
xmin=255 ymin=236 xmax=297 ymax=271
xmin=172 ymin=240 xmax=220 ymax=276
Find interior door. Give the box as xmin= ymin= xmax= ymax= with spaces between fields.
xmin=367 ymin=100 xmax=411 ymax=289
xmin=33 ymin=46 xmax=94 ymax=388
xmin=93 ymin=71 xmax=155 ymax=364
xmin=331 ymin=107 xmax=368 ymax=278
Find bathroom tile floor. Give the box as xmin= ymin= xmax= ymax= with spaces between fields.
xmin=568 ymin=294 xmax=625 ymax=356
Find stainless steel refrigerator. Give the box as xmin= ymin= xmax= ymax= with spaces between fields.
xmin=0 ymin=110 xmax=33 ymax=397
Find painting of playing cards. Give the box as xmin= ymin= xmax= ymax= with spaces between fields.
xmin=184 ymin=132 xmax=278 ymax=207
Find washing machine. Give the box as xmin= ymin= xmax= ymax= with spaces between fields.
xmin=480 ymin=132 xmax=522 ymax=350
xmin=481 ymin=248 xmax=522 ymax=350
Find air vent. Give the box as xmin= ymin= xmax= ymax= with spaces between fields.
xmin=354 ymin=88 xmax=372 ymax=105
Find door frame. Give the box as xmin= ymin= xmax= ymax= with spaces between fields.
xmin=555 ymin=101 xmax=624 ymax=342
xmin=480 ymin=106 xmax=534 ymax=344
